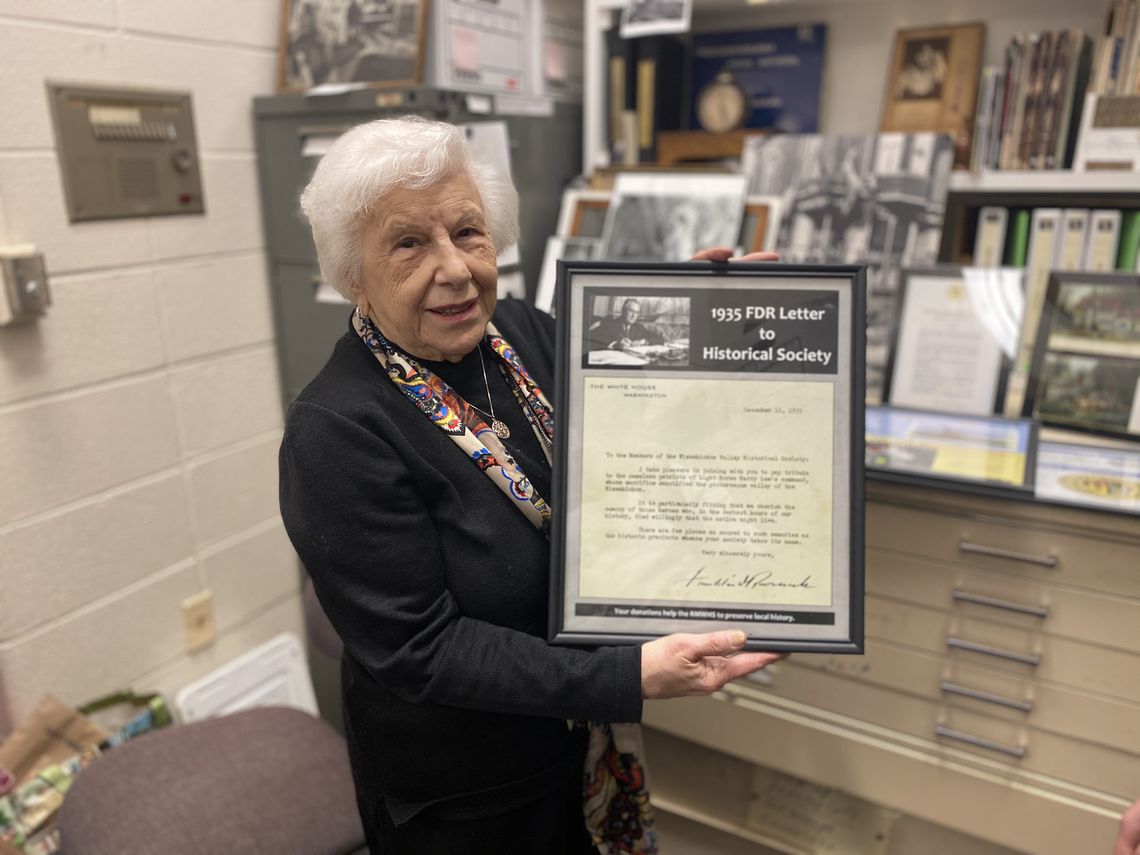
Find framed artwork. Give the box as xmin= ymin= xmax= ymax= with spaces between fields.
xmin=1035 ymin=440 xmax=1140 ymax=514
xmin=534 ymin=235 xmax=600 ymax=315
xmin=555 ymin=189 xmax=611 ymax=238
xmin=883 ymin=267 xmax=1020 ymax=416
xmin=599 ymin=172 xmax=748 ymax=263
xmin=1024 ymin=272 xmax=1140 ymax=440
xmin=277 ymin=0 xmax=429 ymax=92
xmin=880 ymin=22 xmax=985 ymax=166
xmin=738 ymin=195 xmax=782 ymax=254
xmin=550 ymin=260 xmax=865 ymax=653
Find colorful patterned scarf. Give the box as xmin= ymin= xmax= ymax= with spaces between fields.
xmin=353 ymin=308 xmax=656 ymax=855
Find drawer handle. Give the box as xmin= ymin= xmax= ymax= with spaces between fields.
xmin=958 ymin=540 xmax=1057 ymax=568
xmin=946 ymin=637 xmax=1041 ymax=667
xmin=952 ymin=590 xmax=1049 ymax=619
xmin=935 ymin=724 xmax=1026 ymax=758
xmin=940 ymin=680 xmax=1034 ymax=712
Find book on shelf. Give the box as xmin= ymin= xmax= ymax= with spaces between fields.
xmin=1082 ymin=209 xmax=1123 ymax=270
xmin=1092 ymin=0 xmax=1140 ymax=95
xmin=605 ymin=27 xmax=638 ymax=164
xmin=1005 ymin=209 xmax=1032 ymax=266
xmin=974 ymin=206 xmax=1008 ymax=266
xmin=635 ymin=35 xmax=685 ymax=163
xmin=972 ymin=29 xmax=1092 ymax=170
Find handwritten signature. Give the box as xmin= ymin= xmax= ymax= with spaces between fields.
xmin=680 ymin=567 xmax=814 ymax=590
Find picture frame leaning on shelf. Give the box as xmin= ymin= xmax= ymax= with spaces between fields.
xmin=880 ymin=22 xmax=985 ymax=168
xmin=1024 ymin=270 xmax=1140 ymax=440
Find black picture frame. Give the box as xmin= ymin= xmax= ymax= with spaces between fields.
xmin=882 ymin=266 xmax=1012 ymax=415
xmin=549 ymin=260 xmax=866 ymax=654
xmin=1023 ymin=271 xmax=1140 ymax=441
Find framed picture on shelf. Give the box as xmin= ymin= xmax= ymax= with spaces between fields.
xmin=277 ymin=0 xmax=428 ymax=92
xmin=1034 ymin=440 xmax=1140 ymax=514
xmin=599 ymin=172 xmax=748 ymax=263
xmin=1024 ymin=272 xmax=1140 ymax=440
xmin=865 ymin=405 xmax=1036 ymax=491
xmin=880 ymin=22 xmax=984 ymax=166
xmin=883 ymin=267 xmax=1021 ymax=416
xmin=550 ymin=260 xmax=865 ymax=652
xmin=737 ymin=196 xmax=782 ymax=254
xmin=555 ymin=189 xmax=611 ymax=238
xmin=534 ymin=235 xmax=600 ymax=315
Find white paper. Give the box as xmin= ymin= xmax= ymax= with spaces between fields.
xmin=497 ymin=269 xmax=526 ymax=299
xmin=432 ymin=0 xmax=535 ymax=96
xmin=300 ymin=134 xmax=340 ymax=158
xmin=460 ymin=121 xmax=519 ymax=265
xmin=315 ymin=280 xmax=349 ymax=305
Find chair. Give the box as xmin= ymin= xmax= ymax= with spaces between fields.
xmin=57 ymin=706 xmax=366 ymax=855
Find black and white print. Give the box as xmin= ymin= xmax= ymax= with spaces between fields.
xmin=600 ymin=173 xmax=747 ymax=264
xmin=281 ymin=0 xmax=424 ymax=90
xmin=895 ymin=37 xmax=950 ymax=101
xmin=742 ymin=132 xmax=954 ymax=401
xmin=619 ymin=0 xmax=692 ymax=38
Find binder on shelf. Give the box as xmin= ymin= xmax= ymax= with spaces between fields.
xmin=1054 ymin=208 xmax=1090 ymax=270
xmin=1082 ymin=209 xmax=1123 ymax=271
xmin=635 ymin=35 xmax=685 ymax=163
xmin=1004 ymin=209 xmax=1032 ymax=266
xmin=974 ymin=206 xmax=1008 ymax=266
xmin=1006 ymin=207 xmax=1062 ymax=416
xmin=1119 ymin=209 xmax=1140 ymax=269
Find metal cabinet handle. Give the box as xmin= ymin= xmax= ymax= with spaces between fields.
xmin=935 ymin=724 xmax=1026 ymax=758
xmin=947 ymin=637 xmax=1041 ymax=667
xmin=958 ymin=540 xmax=1058 ymax=568
xmin=952 ymin=590 xmax=1049 ymax=619
xmin=940 ymin=680 xmax=1034 ymax=712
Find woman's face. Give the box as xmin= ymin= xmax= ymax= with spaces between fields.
xmin=358 ymin=172 xmax=498 ymax=362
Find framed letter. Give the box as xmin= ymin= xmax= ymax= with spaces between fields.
xmin=550 ymin=261 xmax=865 ymax=653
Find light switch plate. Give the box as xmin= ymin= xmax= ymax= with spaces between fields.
xmin=182 ymin=590 xmax=216 ymax=653
xmin=0 ymin=245 xmax=50 ymax=325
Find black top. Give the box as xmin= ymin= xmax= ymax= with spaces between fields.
xmin=278 ymin=298 xmax=642 ymax=827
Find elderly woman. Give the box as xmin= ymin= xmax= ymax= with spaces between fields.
xmin=279 ymin=116 xmax=781 ymax=853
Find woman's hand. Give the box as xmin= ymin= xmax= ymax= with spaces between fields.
xmin=641 ymin=630 xmax=786 ymax=700
xmin=690 ymin=247 xmax=780 ymax=263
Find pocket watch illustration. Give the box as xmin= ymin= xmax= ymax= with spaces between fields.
xmin=697 ymin=70 xmax=748 ymax=133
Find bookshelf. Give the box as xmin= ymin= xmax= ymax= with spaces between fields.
xmin=949 ymin=169 xmax=1140 ymax=193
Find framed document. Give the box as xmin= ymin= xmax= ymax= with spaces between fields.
xmin=1024 ymin=271 xmax=1140 ymax=440
xmin=883 ymin=267 xmax=1020 ymax=416
xmin=550 ymin=261 xmax=865 ymax=653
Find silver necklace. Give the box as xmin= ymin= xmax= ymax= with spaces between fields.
xmin=475 ymin=346 xmax=511 ymax=440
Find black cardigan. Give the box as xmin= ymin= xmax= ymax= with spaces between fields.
xmin=278 ymin=299 xmax=643 ymax=822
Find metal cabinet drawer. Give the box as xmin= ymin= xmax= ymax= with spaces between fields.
xmin=866 ymin=549 xmax=1140 ymax=653
xmin=864 ymin=594 xmax=1140 ymax=703
xmin=866 ymin=503 xmax=1140 ymax=598
xmin=794 ymin=638 xmax=1140 ymax=753
xmin=729 ymin=664 xmax=1140 ymax=796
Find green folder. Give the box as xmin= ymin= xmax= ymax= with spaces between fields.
xmin=1004 ymin=209 xmax=1031 ymax=266
xmin=1117 ymin=210 xmax=1140 ymax=271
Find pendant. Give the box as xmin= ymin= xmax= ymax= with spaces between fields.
xmin=492 ymin=419 xmax=511 ymax=440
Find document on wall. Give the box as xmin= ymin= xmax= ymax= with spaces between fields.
xmin=549 ymin=262 xmax=866 ymax=652
xmin=429 ymin=0 xmax=540 ymax=97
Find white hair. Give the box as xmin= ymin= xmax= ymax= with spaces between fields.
xmin=299 ymin=116 xmax=520 ymax=300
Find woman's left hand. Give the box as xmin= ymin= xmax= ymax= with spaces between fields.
xmin=690 ymin=247 xmax=780 ymax=263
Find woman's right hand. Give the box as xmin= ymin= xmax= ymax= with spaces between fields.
xmin=640 ymin=630 xmax=786 ymax=700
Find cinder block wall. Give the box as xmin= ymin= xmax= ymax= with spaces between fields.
xmin=0 ymin=0 xmax=303 ymax=728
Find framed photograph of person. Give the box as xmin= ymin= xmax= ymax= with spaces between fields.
xmin=880 ymin=23 xmax=984 ymax=166
xmin=883 ymin=267 xmax=1022 ymax=416
xmin=600 ymin=172 xmax=748 ymax=263
xmin=549 ymin=260 xmax=866 ymax=653
xmin=278 ymin=0 xmax=429 ymax=92
xmin=1024 ymin=271 xmax=1140 ymax=440
xmin=737 ymin=195 xmax=782 ymax=255
xmin=555 ymin=189 xmax=611 ymax=238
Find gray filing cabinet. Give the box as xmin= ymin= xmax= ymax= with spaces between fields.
xmin=253 ymin=88 xmax=582 ymax=406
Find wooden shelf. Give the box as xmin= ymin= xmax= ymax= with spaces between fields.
xmin=949 ymin=169 xmax=1140 ymax=194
